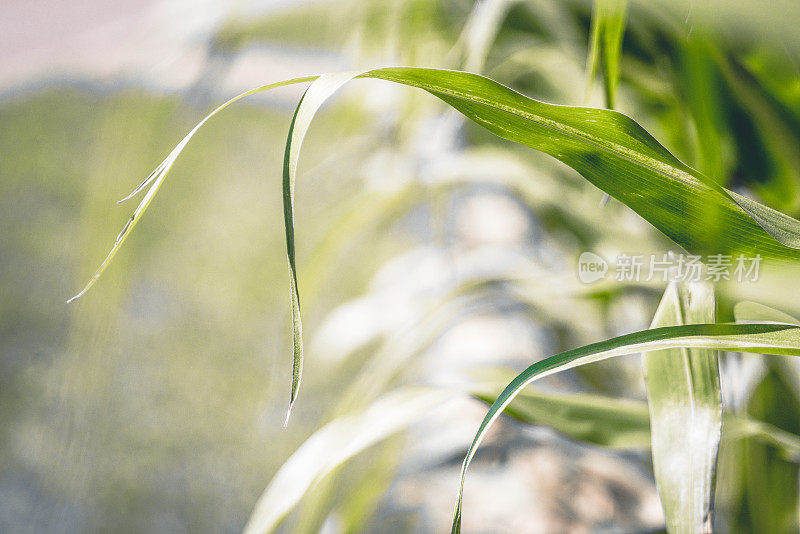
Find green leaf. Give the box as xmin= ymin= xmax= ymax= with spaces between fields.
xmin=734 ymin=301 xmax=800 ymax=325
xmin=586 ymin=0 xmax=628 ymax=108
xmin=282 ymin=72 xmax=359 ymax=422
xmin=280 ymin=66 xmax=800 ymax=421
xmin=725 ymin=416 xmax=800 ymax=463
xmin=473 ymin=375 xmax=800 ymax=460
xmin=472 ymin=378 xmax=651 ymax=449
xmin=66 ymin=75 xmax=318 ymax=304
xmin=733 ymin=301 xmax=800 ymax=402
xmin=737 ymin=367 xmax=800 ymax=532
xmin=243 ymin=387 xmax=450 ymax=534
xmin=360 ymin=68 xmax=800 ymax=254
xmin=730 ymin=301 xmax=800 ymax=531
xmin=72 ymin=66 xmax=800 ymax=423
xmin=643 ymin=281 xmax=720 ymax=533
xmin=677 ymin=36 xmax=730 ymax=182
xmin=450 ymin=322 xmax=800 ymax=532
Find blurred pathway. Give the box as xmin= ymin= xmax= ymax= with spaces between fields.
xmin=0 ymin=0 xmax=343 ymax=103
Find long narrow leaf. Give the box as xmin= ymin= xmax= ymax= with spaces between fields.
xmin=734 ymin=301 xmax=800 ymax=325
xmin=66 ymin=75 xmax=318 ymax=303
xmin=451 ymin=322 xmax=800 ymax=532
xmin=72 ymin=67 xmax=800 ymax=423
xmin=359 ymin=68 xmax=800 ymax=253
xmin=243 ymin=387 xmax=450 ymax=534
xmin=282 ymin=72 xmax=358 ymax=422
xmin=586 ymin=0 xmax=628 ymax=108
xmin=473 ymin=382 xmax=652 ymax=449
xmin=281 ymin=66 xmax=800 ymax=420
xmin=474 ymin=377 xmax=800 ymax=460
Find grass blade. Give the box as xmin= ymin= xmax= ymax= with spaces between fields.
xmin=738 ymin=366 xmax=800 ymax=532
xmin=282 ymin=72 xmax=359 ymax=422
xmin=359 ymin=68 xmax=800 ymax=255
xmin=734 ymin=301 xmax=800 ymax=325
xmin=67 ymin=75 xmax=317 ymax=304
xmin=474 ymin=375 xmax=800 ymax=460
xmin=726 ymin=416 xmax=800 ymax=463
xmin=281 ymin=66 xmax=800 ymax=421
xmin=586 ymin=0 xmax=628 ymax=108
xmin=243 ymin=387 xmax=450 ymax=534
xmin=450 ymin=322 xmax=800 ymax=532
xmin=473 ymin=377 xmax=652 ymax=449
xmin=644 ymin=282 xmax=720 ymax=533
xmin=72 ymin=67 xmax=800 ymax=424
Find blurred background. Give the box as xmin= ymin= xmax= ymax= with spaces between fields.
xmin=3 ymin=0 xmax=800 ymax=532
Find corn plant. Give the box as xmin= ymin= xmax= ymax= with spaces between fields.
xmin=69 ymin=0 xmax=800 ymax=531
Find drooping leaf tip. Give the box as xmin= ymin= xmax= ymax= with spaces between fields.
xmin=66 ymin=283 xmax=91 ymax=304
xmin=284 ymin=402 xmax=295 ymax=428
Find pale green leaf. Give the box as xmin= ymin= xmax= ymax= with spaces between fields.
xmin=644 ymin=281 xmax=720 ymax=533
xmin=725 ymin=416 xmax=800 ymax=463
xmin=586 ymin=0 xmax=628 ymax=108
xmin=243 ymin=387 xmax=450 ymax=534
xmin=282 ymin=72 xmax=359 ymax=422
xmin=66 ymin=75 xmax=318 ymax=304
xmin=473 ymin=375 xmax=800 ymax=461
xmin=472 ymin=379 xmax=651 ymax=449
xmin=734 ymin=301 xmax=800 ymax=325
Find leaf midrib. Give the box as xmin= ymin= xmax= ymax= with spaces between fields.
xmin=365 ymin=69 xmax=709 ymax=192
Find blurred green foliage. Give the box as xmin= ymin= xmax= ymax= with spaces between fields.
xmin=0 ymin=87 xmax=412 ymax=531
xmin=5 ymin=0 xmax=800 ymax=532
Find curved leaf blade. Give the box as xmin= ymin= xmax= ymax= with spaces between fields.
xmin=281 ymin=66 xmax=800 ymax=422
xmin=67 ymin=75 xmax=318 ymax=303
xmin=360 ymin=67 xmax=800 ymax=257
xmin=474 ymin=376 xmax=800 ymax=460
xmin=450 ymin=322 xmax=800 ymax=532
xmin=734 ymin=301 xmax=800 ymax=325
xmin=472 ymin=381 xmax=652 ymax=449
xmin=243 ymin=387 xmax=450 ymax=534
xmin=71 ymin=67 xmax=800 ymax=427
xmin=282 ymin=72 xmax=359 ymax=422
